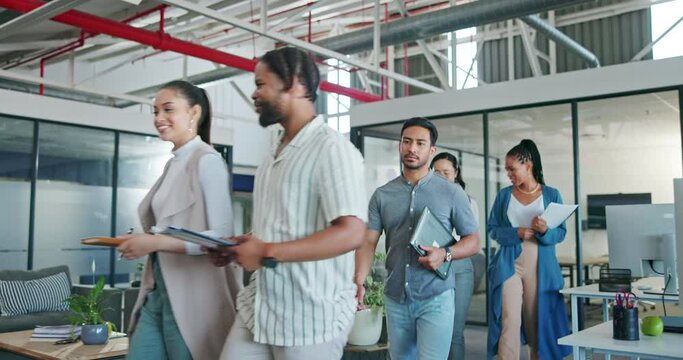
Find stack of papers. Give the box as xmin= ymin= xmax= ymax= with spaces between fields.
xmin=31 ymin=325 xmax=80 ymax=340
xmin=539 ymin=203 xmax=579 ymax=229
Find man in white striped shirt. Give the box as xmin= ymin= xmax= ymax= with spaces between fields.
xmin=208 ymin=47 xmax=368 ymax=360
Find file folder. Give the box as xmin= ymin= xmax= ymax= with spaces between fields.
xmin=409 ymin=207 xmax=455 ymax=279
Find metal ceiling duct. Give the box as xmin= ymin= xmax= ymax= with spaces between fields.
xmin=0 ymin=78 xmax=118 ymax=106
xmin=314 ymin=0 xmax=593 ymax=55
xmin=521 ymin=14 xmax=600 ymax=67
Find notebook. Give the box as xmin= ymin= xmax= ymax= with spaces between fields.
xmin=409 ymin=207 xmax=455 ymax=279
xmin=159 ymin=226 xmax=236 ymax=248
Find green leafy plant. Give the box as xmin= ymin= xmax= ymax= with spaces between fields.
xmin=361 ymin=252 xmax=387 ymax=313
xmin=363 ymin=276 xmax=385 ymax=313
xmin=63 ymin=276 xmax=115 ymax=330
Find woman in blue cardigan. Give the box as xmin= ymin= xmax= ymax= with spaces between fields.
xmin=487 ymin=139 xmax=571 ymax=360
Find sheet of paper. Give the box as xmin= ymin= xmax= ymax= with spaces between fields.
xmin=539 ymin=202 xmax=578 ymax=229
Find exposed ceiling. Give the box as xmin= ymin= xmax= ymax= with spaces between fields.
xmin=0 ymin=0 xmax=672 ymax=108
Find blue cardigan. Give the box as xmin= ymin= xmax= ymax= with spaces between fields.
xmin=486 ymin=185 xmax=571 ymax=360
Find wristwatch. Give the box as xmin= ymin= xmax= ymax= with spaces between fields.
xmin=261 ymin=243 xmax=278 ymax=268
xmin=261 ymin=257 xmax=278 ymax=268
xmin=444 ymin=246 xmax=452 ymax=262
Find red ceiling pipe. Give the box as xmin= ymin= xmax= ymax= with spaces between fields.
xmin=0 ymin=0 xmax=381 ymax=102
xmin=159 ymin=5 xmax=165 ymax=34
xmin=39 ymin=31 xmax=85 ymax=94
xmin=320 ymin=81 xmax=381 ymax=103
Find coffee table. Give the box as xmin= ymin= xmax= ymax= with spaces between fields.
xmin=0 ymin=330 xmax=127 ymax=360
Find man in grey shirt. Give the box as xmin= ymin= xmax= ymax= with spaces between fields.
xmin=355 ymin=117 xmax=481 ymax=360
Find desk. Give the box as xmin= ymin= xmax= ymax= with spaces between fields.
xmin=0 ymin=330 xmax=127 ymax=359
xmin=558 ymin=321 xmax=683 ymax=359
xmin=561 ymin=277 xmax=679 ymax=359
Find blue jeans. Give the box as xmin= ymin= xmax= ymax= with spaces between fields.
xmin=127 ymin=258 xmax=192 ymax=360
xmin=450 ymin=259 xmax=474 ymax=360
xmin=385 ymin=289 xmax=455 ymax=360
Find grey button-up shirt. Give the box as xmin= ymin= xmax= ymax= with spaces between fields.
xmin=368 ymin=171 xmax=478 ymax=302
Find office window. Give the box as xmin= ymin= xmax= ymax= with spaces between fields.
xmin=115 ymin=133 xmax=171 ymax=281
xmin=579 ymin=91 xmax=681 ymax=259
xmin=326 ymin=59 xmax=351 ymax=133
xmin=0 ymin=117 xmax=33 ymax=270
xmin=33 ymin=123 xmax=115 ymax=284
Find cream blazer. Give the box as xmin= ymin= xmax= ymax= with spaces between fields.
xmin=128 ymin=141 xmax=243 ymax=360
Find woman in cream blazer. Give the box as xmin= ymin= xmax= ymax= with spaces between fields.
xmin=118 ymin=80 xmax=242 ymax=359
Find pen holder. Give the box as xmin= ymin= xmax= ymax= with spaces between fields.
xmin=613 ymin=306 xmax=639 ymax=341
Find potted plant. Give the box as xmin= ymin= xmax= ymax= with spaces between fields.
xmin=64 ymin=276 xmax=114 ymax=345
xmin=348 ymin=253 xmax=386 ymax=346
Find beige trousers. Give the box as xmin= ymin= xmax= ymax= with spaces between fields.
xmin=498 ymin=239 xmax=540 ymax=360
xmin=220 ymin=316 xmax=351 ymax=360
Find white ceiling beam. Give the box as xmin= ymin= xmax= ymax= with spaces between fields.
xmin=394 ymin=0 xmax=449 ymax=89
xmin=161 ymin=0 xmax=443 ymax=92
xmin=631 ymin=14 xmax=683 ymax=61
xmin=0 ymin=37 xmax=121 ymax=53
xmin=0 ymin=0 xmax=91 ymax=41
xmin=0 ymin=69 xmax=152 ymax=105
xmin=269 ymin=0 xmax=335 ymax=32
xmin=518 ymin=20 xmax=542 ymax=77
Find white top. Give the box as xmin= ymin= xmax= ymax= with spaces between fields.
xmin=507 ymin=194 xmax=544 ymax=228
xmin=236 ymin=116 xmax=367 ymax=347
xmin=151 ymin=136 xmax=233 ymax=255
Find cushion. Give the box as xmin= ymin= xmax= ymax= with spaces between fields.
xmin=0 ymin=265 xmax=71 ymax=283
xmin=0 ymin=271 xmax=71 ymax=316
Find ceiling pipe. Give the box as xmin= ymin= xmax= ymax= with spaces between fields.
xmin=521 ymin=14 xmax=600 ymax=68
xmin=0 ymin=0 xmax=382 ymax=103
xmin=314 ymin=0 xmax=593 ymax=55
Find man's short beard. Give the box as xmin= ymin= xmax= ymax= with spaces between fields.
xmin=403 ymin=163 xmax=422 ymax=170
xmin=258 ymin=100 xmax=285 ymax=128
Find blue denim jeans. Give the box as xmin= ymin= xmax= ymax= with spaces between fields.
xmin=450 ymin=259 xmax=474 ymax=360
xmin=385 ymin=289 xmax=455 ymax=360
xmin=127 ymin=258 xmax=192 ymax=360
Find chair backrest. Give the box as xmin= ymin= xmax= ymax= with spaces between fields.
xmin=0 ymin=265 xmax=71 ymax=285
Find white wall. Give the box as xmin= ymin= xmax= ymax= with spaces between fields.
xmin=351 ymin=56 xmax=683 ymax=127
xmin=0 ymin=88 xmax=234 ymax=147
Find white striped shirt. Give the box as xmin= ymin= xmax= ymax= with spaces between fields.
xmin=236 ymin=116 xmax=367 ymax=347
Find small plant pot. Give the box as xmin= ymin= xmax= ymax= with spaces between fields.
xmin=81 ymin=324 xmax=108 ymax=345
xmin=347 ymin=308 xmax=383 ymax=346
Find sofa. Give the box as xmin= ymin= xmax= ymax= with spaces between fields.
xmin=0 ymin=265 xmax=124 ymax=333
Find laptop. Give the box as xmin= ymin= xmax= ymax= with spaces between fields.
xmin=662 ymin=316 xmax=683 ymax=333
xmin=409 ymin=207 xmax=455 ymax=279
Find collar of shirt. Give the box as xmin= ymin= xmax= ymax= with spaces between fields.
xmin=271 ymin=115 xmax=324 ymax=158
xmin=400 ymin=169 xmax=435 ymax=190
xmin=171 ymin=135 xmax=201 ymax=161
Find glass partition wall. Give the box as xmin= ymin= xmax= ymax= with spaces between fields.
xmin=0 ymin=115 xmax=232 ymax=288
xmin=0 ymin=116 xmax=34 ymax=270
xmin=354 ymin=86 xmax=682 ymax=327
xmin=578 ymin=91 xmax=682 ymax=277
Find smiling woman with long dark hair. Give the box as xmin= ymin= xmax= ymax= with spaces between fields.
xmin=117 ymin=80 xmax=242 ymax=360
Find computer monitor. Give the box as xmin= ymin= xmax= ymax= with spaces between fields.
xmin=675 ymin=179 xmax=683 ymax=308
xmin=587 ymin=193 xmax=651 ymax=229
xmin=606 ymin=203 xmax=678 ymax=295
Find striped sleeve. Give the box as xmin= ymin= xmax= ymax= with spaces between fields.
xmin=316 ymin=139 xmax=367 ymax=224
